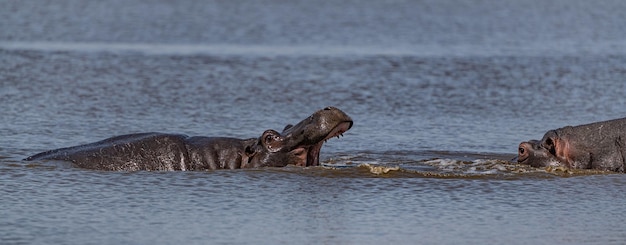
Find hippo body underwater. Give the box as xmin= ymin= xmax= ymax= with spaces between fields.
xmin=25 ymin=107 xmax=353 ymax=171
xmin=517 ymin=117 xmax=626 ymax=172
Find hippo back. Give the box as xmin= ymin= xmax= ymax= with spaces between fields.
xmin=26 ymin=133 xmax=190 ymax=171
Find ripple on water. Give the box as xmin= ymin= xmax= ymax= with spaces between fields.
xmin=320 ymin=151 xmax=622 ymax=179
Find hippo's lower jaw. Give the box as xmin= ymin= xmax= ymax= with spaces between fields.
xmin=291 ymin=121 xmax=352 ymax=167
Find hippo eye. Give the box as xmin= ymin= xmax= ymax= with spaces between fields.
xmin=324 ymin=107 xmax=332 ymax=110
xmin=519 ymin=147 xmax=525 ymax=154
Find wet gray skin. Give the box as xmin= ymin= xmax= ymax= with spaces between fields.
xmin=517 ymin=117 xmax=626 ymax=172
xmin=25 ymin=107 xmax=353 ymax=171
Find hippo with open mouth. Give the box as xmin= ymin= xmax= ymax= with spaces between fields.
xmin=25 ymin=107 xmax=352 ymax=171
xmin=516 ymin=117 xmax=626 ymax=172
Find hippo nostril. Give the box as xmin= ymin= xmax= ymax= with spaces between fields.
xmin=324 ymin=107 xmax=333 ymax=110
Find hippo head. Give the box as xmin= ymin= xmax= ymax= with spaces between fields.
xmin=516 ymin=129 xmax=581 ymax=169
xmin=247 ymin=107 xmax=353 ymax=167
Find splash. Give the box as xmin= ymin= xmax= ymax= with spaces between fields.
xmin=358 ymin=163 xmax=400 ymax=175
xmin=423 ymin=158 xmax=534 ymax=175
xmin=321 ymin=152 xmax=620 ymax=178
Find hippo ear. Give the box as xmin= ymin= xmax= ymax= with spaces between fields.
xmin=283 ymin=124 xmax=293 ymax=131
xmin=541 ymin=131 xmax=558 ymax=155
xmin=261 ymin=129 xmax=284 ymax=153
xmin=243 ymin=138 xmax=259 ymax=156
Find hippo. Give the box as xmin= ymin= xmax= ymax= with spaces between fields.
xmin=516 ymin=117 xmax=626 ymax=172
xmin=25 ymin=107 xmax=353 ymax=171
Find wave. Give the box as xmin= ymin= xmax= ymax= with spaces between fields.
xmin=2 ymin=41 xmax=626 ymax=57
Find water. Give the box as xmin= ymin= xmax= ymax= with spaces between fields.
xmin=2 ymin=0 xmax=626 ymax=244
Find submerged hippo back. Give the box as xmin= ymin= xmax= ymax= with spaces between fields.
xmin=26 ymin=133 xmax=190 ymax=171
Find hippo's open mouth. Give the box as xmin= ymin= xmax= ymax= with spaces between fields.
xmin=290 ymin=121 xmax=352 ymax=167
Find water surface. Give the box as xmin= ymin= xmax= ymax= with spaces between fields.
xmin=2 ymin=0 xmax=626 ymax=244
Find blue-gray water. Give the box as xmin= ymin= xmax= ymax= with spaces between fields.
xmin=2 ymin=0 xmax=626 ymax=244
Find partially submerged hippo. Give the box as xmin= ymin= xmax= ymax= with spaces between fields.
xmin=516 ymin=118 xmax=626 ymax=172
xmin=25 ymin=107 xmax=353 ymax=171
